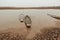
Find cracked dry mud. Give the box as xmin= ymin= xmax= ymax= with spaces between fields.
xmin=0 ymin=32 xmax=25 ymax=40
xmin=0 ymin=28 xmax=60 ymax=40
xmin=32 ymin=28 xmax=60 ymax=40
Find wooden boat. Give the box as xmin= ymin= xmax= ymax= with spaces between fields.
xmin=47 ymin=14 xmax=60 ymax=20
xmin=19 ymin=14 xmax=24 ymax=22
xmin=24 ymin=15 xmax=32 ymax=28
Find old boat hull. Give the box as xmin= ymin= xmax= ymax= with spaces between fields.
xmin=24 ymin=15 xmax=32 ymax=28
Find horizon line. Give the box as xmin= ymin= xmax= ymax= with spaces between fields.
xmin=0 ymin=6 xmax=60 ymax=10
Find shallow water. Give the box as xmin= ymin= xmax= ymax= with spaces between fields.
xmin=0 ymin=9 xmax=60 ymax=39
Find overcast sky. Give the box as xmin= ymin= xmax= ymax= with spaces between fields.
xmin=0 ymin=0 xmax=60 ymax=7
